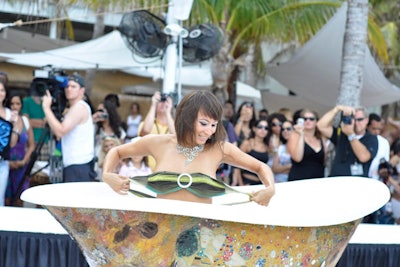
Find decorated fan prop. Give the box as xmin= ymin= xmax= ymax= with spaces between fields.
xmin=21 ymin=177 xmax=389 ymax=267
xmin=182 ymin=23 xmax=224 ymax=63
xmin=118 ymin=10 xmax=168 ymax=58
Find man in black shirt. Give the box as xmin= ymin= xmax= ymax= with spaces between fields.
xmin=317 ymin=105 xmax=378 ymax=177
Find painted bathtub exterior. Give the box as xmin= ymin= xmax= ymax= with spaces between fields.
xmin=47 ymin=206 xmax=360 ymax=267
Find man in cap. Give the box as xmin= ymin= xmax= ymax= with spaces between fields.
xmin=42 ymin=73 xmax=96 ymax=182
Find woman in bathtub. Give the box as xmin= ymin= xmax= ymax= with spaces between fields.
xmin=102 ymin=90 xmax=274 ymax=206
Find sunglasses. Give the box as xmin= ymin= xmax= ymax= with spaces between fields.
xmin=355 ymin=117 xmax=365 ymax=122
xmin=282 ymin=127 xmax=293 ymax=131
xmin=271 ymin=122 xmax=282 ymax=127
xmin=303 ymin=117 xmax=316 ymax=121
xmin=256 ymin=125 xmax=269 ymax=130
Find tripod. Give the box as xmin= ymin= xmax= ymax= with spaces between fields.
xmin=11 ymin=124 xmax=62 ymax=206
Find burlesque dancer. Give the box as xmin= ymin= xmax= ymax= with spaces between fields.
xmin=102 ymin=91 xmax=275 ymax=206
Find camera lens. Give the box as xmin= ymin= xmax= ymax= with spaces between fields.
xmin=160 ymin=93 xmax=167 ymax=102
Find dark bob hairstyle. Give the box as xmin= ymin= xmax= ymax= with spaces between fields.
xmin=175 ymin=90 xmax=226 ymax=148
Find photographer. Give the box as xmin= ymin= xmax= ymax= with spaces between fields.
xmin=138 ymin=91 xmax=175 ymax=171
xmin=139 ymin=91 xmax=175 ymax=136
xmin=42 ymin=73 xmax=96 ymax=182
xmin=377 ymin=158 xmax=400 ymax=224
xmin=92 ymin=99 xmax=126 ymax=180
xmin=317 ymin=105 xmax=378 ymax=177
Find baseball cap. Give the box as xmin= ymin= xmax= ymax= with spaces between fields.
xmin=68 ymin=73 xmax=85 ymax=87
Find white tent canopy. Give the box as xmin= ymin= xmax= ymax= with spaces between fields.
xmin=0 ymin=30 xmax=213 ymax=87
xmin=265 ymin=2 xmax=400 ymax=108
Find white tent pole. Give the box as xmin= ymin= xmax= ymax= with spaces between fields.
xmin=162 ymin=3 xmax=179 ymax=96
xmin=162 ymin=0 xmax=193 ymax=102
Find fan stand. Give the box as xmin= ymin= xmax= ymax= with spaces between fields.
xmin=162 ymin=0 xmax=193 ymax=103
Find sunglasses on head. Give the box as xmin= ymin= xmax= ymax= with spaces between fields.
xmin=256 ymin=125 xmax=269 ymax=130
xmin=302 ymin=117 xmax=316 ymax=121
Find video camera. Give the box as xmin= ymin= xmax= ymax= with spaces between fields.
xmin=30 ymin=65 xmax=68 ymax=120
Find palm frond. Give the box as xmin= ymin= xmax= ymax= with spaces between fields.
xmin=367 ymin=15 xmax=389 ymax=65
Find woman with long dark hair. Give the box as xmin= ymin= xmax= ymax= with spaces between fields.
xmin=287 ymin=109 xmax=326 ymax=181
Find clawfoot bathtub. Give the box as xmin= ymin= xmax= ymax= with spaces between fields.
xmin=21 ymin=176 xmax=389 ymax=267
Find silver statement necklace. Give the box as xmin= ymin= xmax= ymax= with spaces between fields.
xmin=176 ymin=144 xmax=204 ymax=164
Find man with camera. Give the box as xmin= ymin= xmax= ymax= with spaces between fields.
xmin=42 ymin=73 xmax=96 ymax=182
xmin=317 ymin=105 xmax=378 ymax=177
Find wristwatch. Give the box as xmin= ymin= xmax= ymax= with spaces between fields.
xmin=348 ymin=134 xmax=357 ymax=142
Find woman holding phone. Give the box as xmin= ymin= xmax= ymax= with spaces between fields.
xmin=286 ymin=109 xmax=326 ymax=181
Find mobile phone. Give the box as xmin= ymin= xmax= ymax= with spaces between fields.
xmin=100 ymin=113 xmax=109 ymax=119
xmin=297 ymin=118 xmax=304 ymax=126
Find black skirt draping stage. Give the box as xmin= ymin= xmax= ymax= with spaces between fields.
xmin=0 ymin=207 xmax=88 ymax=267
xmin=338 ymin=243 xmax=400 ymax=267
xmin=0 ymin=231 xmax=88 ymax=267
xmin=1 ymin=207 xmax=399 ymax=267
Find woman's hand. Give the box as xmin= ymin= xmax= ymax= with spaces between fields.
xmin=250 ymin=186 xmax=275 ymax=206
xmin=10 ymin=110 xmax=19 ymax=123
xmin=240 ymin=106 xmax=252 ymax=122
xmin=292 ymin=123 xmax=304 ymax=135
xmin=151 ymin=91 xmax=162 ymax=105
xmin=41 ymin=90 xmax=53 ymax=110
xmin=103 ymin=172 xmax=130 ymax=195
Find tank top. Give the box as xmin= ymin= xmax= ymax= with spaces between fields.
xmin=62 ymin=101 xmax=94 ymax=167
xmin=288 ymin=139 xmax=325 ymax=181
xmin=241 ymin=149 xmax=269 ymax=185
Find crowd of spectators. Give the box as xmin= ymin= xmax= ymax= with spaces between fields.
xmin=1 ymin=70 xmax=400 ymax=225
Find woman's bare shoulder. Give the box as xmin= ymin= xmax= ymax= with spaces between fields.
xmin=141 ymin=133 xmax=175 ymax=141
xmin=138 ymin=134 xmax=176 ymax=147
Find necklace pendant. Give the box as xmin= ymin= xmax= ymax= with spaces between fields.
xmin=176 ymin=144 xmax=204 ymax=164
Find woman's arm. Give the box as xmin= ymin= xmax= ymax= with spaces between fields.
xmin=103 ymin=136 xmax=154 ymax=194
xmin=223 ymin=142 xmax=275 ymax=206
xmin=22 ymin=120 xmax=35 ymax=166
xmin=286 ymin=125 xmax=304 ymax=162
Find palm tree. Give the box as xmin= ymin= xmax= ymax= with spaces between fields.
xmin=72 ymin=0 xmax=344 ymax=102
xmin=188 ymin=0 xmax=343 ymax=104
xmin=336 ymin=0 xmax=369 ymax=106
